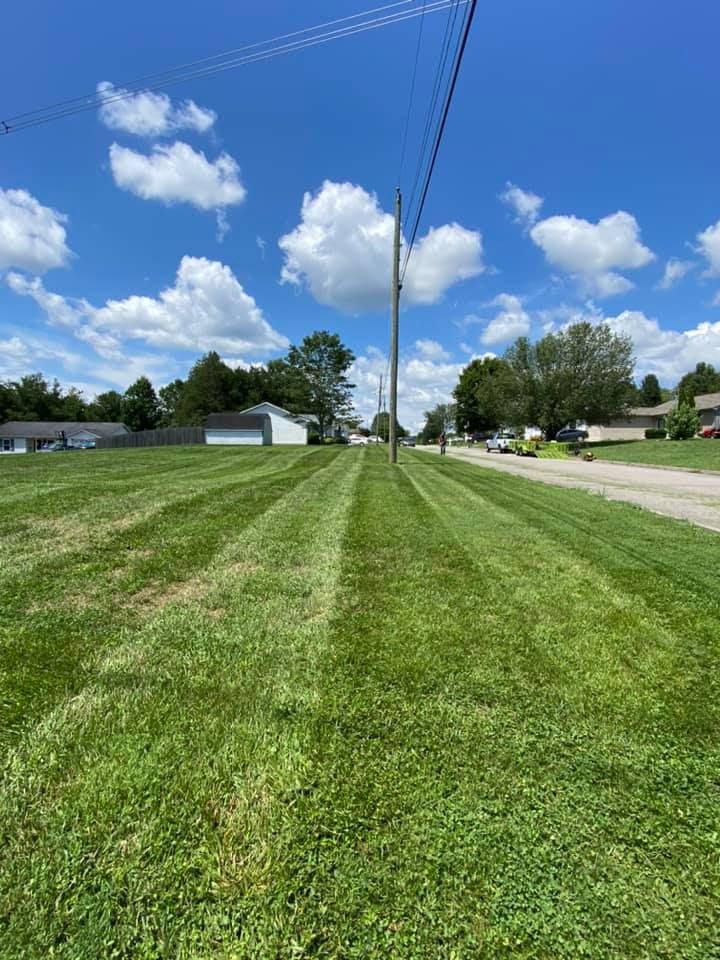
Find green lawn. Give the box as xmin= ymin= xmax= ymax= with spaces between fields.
xmin=1 ymin=445 xmax=718 ymax=959
xmin=590 ymin=438 xmax=720 ymax=470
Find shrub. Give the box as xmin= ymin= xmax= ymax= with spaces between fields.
xmin=665 ymin=403 xmax=700 ymax=440
xmin=308 ymin=432 xmax=322 ymax=445
xmin=645 ymin=428 xmax=667 ymax=439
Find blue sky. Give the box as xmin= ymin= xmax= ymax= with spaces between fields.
xmin=2 ymin=0 xmax=720 ymax=429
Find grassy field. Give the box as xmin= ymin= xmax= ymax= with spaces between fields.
xmin=1 ymin=445 xmax=719 ymax=959
xmin=589 ymin=438 xmax=720 ymax=470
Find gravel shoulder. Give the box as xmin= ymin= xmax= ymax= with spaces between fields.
xmin=422 ymin=446 xmax=720 ymax=533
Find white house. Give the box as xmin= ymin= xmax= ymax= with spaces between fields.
xmin=0 ymin=421 xmax=128 ymax=454
xmin=204 ymin=413 xmax=272 ymax=445
xmin=237 ymin=402 xmax=309 ymax=444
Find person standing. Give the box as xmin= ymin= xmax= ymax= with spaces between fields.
xmin=439 ymin=431 xmax=447 ymax=455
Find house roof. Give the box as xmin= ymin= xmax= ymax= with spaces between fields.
xmin=630 ymin=391 xmax=720 ymax=417
xmin=204 ymin=413 xmax=269 ymax=430
xmin=239 ymin=401 xmax=293 ymax=418
xmin=0 ymin=421 xmax=128 ymax=439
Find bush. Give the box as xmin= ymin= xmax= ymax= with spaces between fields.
xmin=665 ymin=403 xmax=700 ymax=440
xmin=645 ymin=428 xmax=667 ymax=439
xmin=308 ymin=432 xmax=322 ymax=445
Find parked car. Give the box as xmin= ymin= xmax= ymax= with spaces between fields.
xmin=400 ymin=437 xmax=416 ymax=447
xmin=39 ymin=441 xmax=67 ymax=452
xmin=555 ymin=426 xmax=589 ymax=442
xmin=348 ymin=434 xmax=368 ymax=446
xmin=486 ymin=431 xmax=516 ymax=453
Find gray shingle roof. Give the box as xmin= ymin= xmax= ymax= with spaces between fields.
xmin=0 ymin=421 xmax=128 ymax=439
xmin=630 ymin=391 xmax=720 ymax=417
xmin=204 ymin=413 xmax=268 ymax=430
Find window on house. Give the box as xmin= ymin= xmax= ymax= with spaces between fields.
xmin=1 ymin=438 xmax=15 ymax=452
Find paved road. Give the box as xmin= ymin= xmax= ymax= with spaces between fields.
xmin=422 ymin=446 xmax=720 ymax=533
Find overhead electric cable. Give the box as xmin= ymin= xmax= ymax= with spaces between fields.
xmin=397 ymin=0 xmax=428 ymax=185
xmin=401 ymin=0 xmax=477 ymax=280
xmin=2 ymin=1 xmax=458 ymax=136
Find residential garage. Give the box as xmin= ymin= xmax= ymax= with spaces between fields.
xmin=204 ymin=413 xmax=271 ymax=445
xmin=239 ymin=402 xmax=309 ymax=444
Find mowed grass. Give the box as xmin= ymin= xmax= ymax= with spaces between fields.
xmin=1 ymin=445 xmax=719 ymax=959
xmin=590 ymin=438 xmax=720 ymax=471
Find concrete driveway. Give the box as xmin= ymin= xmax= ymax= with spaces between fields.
xmin=423 ymin=446 xmax=720 ymax=533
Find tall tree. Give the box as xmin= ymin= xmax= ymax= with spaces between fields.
xmin=158 ymin=380 xmax=186 ymax=426
xmin=370 ymin=411 xmax=407 ymax=439
xmin=122 ymin=377 xmax=160 ymax=432
xmin=637 ymin=373 xmax=663 ymax=407
xmin=418 ymin=403 xmax=456 ymax=443
xmin=286 ymin=331 xmax=355 ymax=439
xmin=503 ymin=322 xmax=635 ymax=439
xmin=677 ymin=362 xmax=720 ymax=406
xmin=176 ymin=352 xmax=235 ymax=424
xmin=88 ymin=390 xmax=125 ymax=422
xmin=453 ymin=357 xmax=515 ymax=433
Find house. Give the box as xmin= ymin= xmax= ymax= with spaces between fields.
xmin=204 ymin=413 xmax=272 ymax=445
xmin=587 ymin=391 xmax=720 ymax=441
xmin=0 ymin=421 xmax=129 ymax=454
xmin=237 ymin=402 xmax=309 ymax=444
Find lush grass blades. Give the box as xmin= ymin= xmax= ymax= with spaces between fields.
xmin=1 ymin=445 xmax=718 ymax=958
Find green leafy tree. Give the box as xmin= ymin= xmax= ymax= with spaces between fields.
xmin=677 ymin=362 xmax=720 ymax=406
xmin=665 ymin=402 xmax=700 ymax=440
xmin=503 ymin=322 xmax=635 ymax=439
xmin=242 ymin=359 xmax=312 ymax=413
xmin=60 ymin=387 xmax=87 ymax=421
xmin=88 ymin=390 xmax=125 ymax=422
xmin=158 ymin=380 xmax=186 ymax=426
xmin=453 ymin=357 xmax=515 ymax=433
xmin=418 ymin=403 xmax=456 ymax=443
xmin=122 ymin=376 xmax=160 ymax=432
xmin=176 ymin=352 xmax=235 ymax=424
xmin=4 ymin=373 xmax=66 ymax=420
xmin=370 ymin=411 xmax=407 ymax=440
xmin=637 ymin=373 xmax=663 ymax=407
xmin=286 ymin=331 xmax=355 ymax=439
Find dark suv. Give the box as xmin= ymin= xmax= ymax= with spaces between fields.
xmin=555 ymin=426 xmax=589 ymax=442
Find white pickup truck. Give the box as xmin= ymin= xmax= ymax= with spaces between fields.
xmin=486 ymin=431 xmax=516 ymax=453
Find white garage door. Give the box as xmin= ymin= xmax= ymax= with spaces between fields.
xmin=205 ymin=429 xmax=264 ymax=445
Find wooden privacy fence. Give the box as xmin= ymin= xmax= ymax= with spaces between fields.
xmin=97 ymin=427 xmax=205 ymax=449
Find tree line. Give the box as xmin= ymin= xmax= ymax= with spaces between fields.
xmin=0 ymin=331 xmax=356 ymax=438
xmin=420 ymin=322 xmax=720 ymax=441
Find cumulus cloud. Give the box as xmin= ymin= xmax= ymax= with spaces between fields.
xmin=0 ymin=188 xmax=72 ymax=273
xmin=7 ymin=257 xmax=288 ymax=356
xmin=415 ymin=338 xmax=450 ymax=361
xmin=351 ymin=345 xmax=465 ymax=432
xmin=696 ymin=221 xmax=720 ymax=278
xmin=481 ymin=293 xmax=530 ymax=345
xmin=279 ymin=181 xmax=483 ymax=312
xmin=499 ymin=182 xmax=543 ymax=226
xmin=109 ymin=141 xmax=246 ymax=212
xmin=0 ymin=332 xmax=87 ymax=380
xmin=657 ymin=258 xmax=695 ymax=290
xmin=604 ymin=309 xmax=720 ymax=384
xmin=97 ymin=81 xmax=216 ymax=136
xmin=530 ymin=210 xmax=655 ymax=298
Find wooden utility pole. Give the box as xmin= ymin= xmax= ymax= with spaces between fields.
xmin=375 ymin=373 xmax=383 ymax=445
xmin=389 ymin=187 xmax=401 ymax=464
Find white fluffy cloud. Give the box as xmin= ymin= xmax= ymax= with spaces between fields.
xmin=604 ymin=309 xmax=720 ymax=384
xmin=279 ymin=181 xmax=483 ymax=312
xmin=499 ymin=182 xmax=543 ymax=226
xmin=97 ymin=82 xmax=216 ymax=136
xmin=657 ymin=257 xmax=695 ymax=290
xmin=481 ymin=293 xmax=530 ymax=345
xmin=530 ymin=210 xmax=655 ymax=298
xmin=351 ymin=345 xmax=465 ymax=432
xmin=0 ymin=188 xmax=72 ymax=273
xmin=415 ymin=338 xmax=450 ymax=361
xmin=109 ymin=141 xmax=246 ymax=210
xmin=696 ymin=221 xmax=720 ymax=277
xmin=7 ymin=257 xmax=288 ymax=356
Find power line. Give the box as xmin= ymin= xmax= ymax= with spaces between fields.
xmin=401 ymin=0 xmax=477 ymax=281
xmin=403 ymin=0 xmax=464 ymax=222
xmin=2 ymin=0 xmax=459 ymax=136
xmin=397 ymin=0 xmax=428 ymax=185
